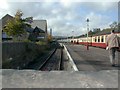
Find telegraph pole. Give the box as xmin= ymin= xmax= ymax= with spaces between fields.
xmin=86 ymin=18 xmax=89 ymax=50
xmin=50 ymin=28 xmax=52 ymax=37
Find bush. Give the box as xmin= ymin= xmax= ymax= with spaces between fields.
xmin=36 ymin=41 xmax=46 ymax=45
xmin=22 ymin=39 xmax=31 ymax=42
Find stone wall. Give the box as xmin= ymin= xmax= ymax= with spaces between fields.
xmin=2 ymin=42 xmax=46 ymax=69
xmin=2 ymin=42 xmax=26 ymax=61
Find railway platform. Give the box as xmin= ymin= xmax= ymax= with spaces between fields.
xmin=1 ymin=44 xmax=119 ymax=88
xmin=2 ymin=69 xmax=118 ymax=88
xmin=65 ymin=44 xmax=120 ymax=71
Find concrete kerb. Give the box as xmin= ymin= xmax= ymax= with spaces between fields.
xmin=61 ymin=43 xmax=79 ymax=71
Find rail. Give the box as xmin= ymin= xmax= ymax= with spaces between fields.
xmin=38 ymin=48 xmax=57 ymax=70
xmin=58 ymin=45 xmax=64 ymax=70
xmin=38 ymin=45 xmax=64 ymax=71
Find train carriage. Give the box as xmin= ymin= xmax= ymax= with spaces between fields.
xmin=71 ymin=31 xmax=120 ymax=49
xmin=91 ymin=35 xmax=108 ymax=48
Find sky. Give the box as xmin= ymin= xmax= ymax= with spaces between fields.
xmin=0 ymin=0 xmax=119 ymax=36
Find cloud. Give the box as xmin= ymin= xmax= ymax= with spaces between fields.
xmin=85 ymin=12 xmax=112 ymax=29
xmin=0 ymin=0 xmax=9 ymax=9
xmin=80 ymin=2 xmax=118 ymax=11
xmin=59 ymin=0 xmax=73 ymax=8
xmin=0 ymin=1 xmax=118 ymax=36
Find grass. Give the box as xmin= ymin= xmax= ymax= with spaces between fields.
xmin=36 ymin=41 xmax=47 ymax=45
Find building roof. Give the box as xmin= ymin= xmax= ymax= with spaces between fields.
xmin=0 ymin=20 xmax=2 ymax=31
xmin=31 ymin=20 xmax=47 ymax=32
xmin=1 ymin=14 xmax=48 ymax=35
xmin=2 ymin=14 xmax=13 ymax=28
xmin=33 ymin=26 xmax=45 ymax=33
xmin=1 ymin=14 xmax=13 ymax=20
xmin=25 ymin=26 xmax=34 ymax=33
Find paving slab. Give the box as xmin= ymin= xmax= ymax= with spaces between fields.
xmin=2 ymin=69 xmax=118 ymax=88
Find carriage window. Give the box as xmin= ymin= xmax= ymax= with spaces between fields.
xmin=101 ymin=36 xmax=104 ymax=42
xmin=98 ymin=37 xmax=100 ymax=42
xmin=95 ymin=38 xmax=96 ymax=42
xmin=94 ymin=38 xmax=96 ymax=42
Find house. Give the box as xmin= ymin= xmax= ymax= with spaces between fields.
xmin=1 ymin=14 xmax=13 ymax=41
xmin=1 ymin=14 xmax=30 ymax=41
xmin=28 ymin=20 xmax=48 ymax=41
xmin=1 ymin=14 xmax=48 ymax=42
xmin=28 ymin=26 xmax=46 ymax=41
xmin=31 ymin=20 xmax=47 ymax=38
xmin=2 ymin=14 xmax=14 ymax=29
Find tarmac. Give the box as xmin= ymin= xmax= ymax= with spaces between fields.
xmin=65 ymin=44 xmax=120 ymax=71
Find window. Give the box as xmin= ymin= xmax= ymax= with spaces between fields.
xmin=101 ymin=36 xmax=104 ymax=42
xmin=98 ymin=36 xmax=100 ymax=42
xmin=95 ymin=37 xmax=97 ymax=42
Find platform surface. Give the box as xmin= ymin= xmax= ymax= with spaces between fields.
xmin=65 ymin=44 xmax=120 ymax=71
xmin=2 ymin=69 xmax=118 ymax=88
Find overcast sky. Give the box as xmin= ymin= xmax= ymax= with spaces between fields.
xmin=0 ymin=0 xmax=119 ymax=36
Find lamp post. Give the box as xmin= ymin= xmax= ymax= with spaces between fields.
xmin=86 ymin=18 xmax=89 ymax=50
xmin=72 ymin=31 xmax=74 ymax=44
xmin=67 ymin=34 xmax=69 ymax=44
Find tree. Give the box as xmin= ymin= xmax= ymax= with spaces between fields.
xmin=15 ymin=9 xmax=23 ymax=20
xmin=47 ymin=34 xmax=52 ymax=42
xmin=4 ymin=17 xmax=25 ymax=37
xmin=88 ymin=30 xmax=93 ymax=35
xmin=109 ymin=21 xmax=118 ymax=30
xmin=118 ymin=23 xmax=120 ymax=32
xmin=3 ymin=10 xmax=33 ymax=40
xmin=93 ymin=28 xmax=101 ymax=33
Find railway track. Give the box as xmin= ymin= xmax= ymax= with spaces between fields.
xmin=38 ymin=46 xmax=64 ymax=71
xmin=23 ymin=43 xmax=64 ymax=71
xmin=23 ymin=43 xmax=77 ymax=71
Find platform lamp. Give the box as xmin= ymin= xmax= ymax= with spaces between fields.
xmin=72 ymin=31 xmax=74 ymax=44
xmin=86 ymin=18 xmax=89 ymax=50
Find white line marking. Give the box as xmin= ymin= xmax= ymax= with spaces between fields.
xmin=63 ymin=44 xmax=79 ymax=71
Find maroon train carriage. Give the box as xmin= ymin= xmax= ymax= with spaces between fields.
xmin=71 ymin=31 xmax=120 ymax=49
